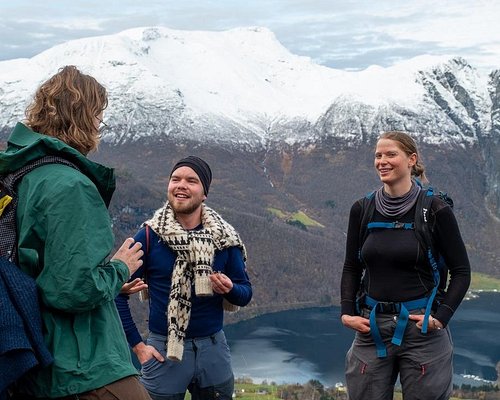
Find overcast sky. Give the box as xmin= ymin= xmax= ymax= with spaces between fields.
xmin=1 ymin=0 xmax=499 ymax=72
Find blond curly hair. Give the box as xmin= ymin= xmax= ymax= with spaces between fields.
xmin=25 ymin=65 xmax=108 ymax=155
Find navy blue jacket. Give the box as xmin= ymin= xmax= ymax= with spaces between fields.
xmin=0 ymin=257 xmax=53 ymax=398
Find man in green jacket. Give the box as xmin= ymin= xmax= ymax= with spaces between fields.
xmin=0 ymin=66 xmax=151 ymax=399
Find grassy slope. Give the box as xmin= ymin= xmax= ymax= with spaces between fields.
xmin=469 ymin=272 xmax=500 ymax=291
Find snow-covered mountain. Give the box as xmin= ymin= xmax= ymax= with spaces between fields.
xmin=0 ymin=26 xmax=498 ymax=149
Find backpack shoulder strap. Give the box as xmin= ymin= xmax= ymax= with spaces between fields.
xmin=358 ymin=191 xmax=376 ymax=259
xmin=4 ymin=156 xmax=79 ymax=191
xmin=0 ymin=156 xmax=79 ymax=263
xmin=142 ymin=225 xmax=150 ymax=284
xmin=138 ymin=225 xmax=151 ymax=303
xmin=413 ymin=186 xmax=446 ymax=333
xmin=414 ymin=187 xmax=439 ymax=269
xmin=355 ymin=192 xmax=376 ymax=302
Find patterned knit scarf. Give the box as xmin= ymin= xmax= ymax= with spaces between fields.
xmin=145 ymin=202 xmax=247 ymax=361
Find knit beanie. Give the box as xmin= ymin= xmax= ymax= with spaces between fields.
xmin=170 ymin=156 xmax=212 ymax=195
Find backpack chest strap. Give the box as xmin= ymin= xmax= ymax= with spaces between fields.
xmin=367 ymin=221 xmax=414 ymax=230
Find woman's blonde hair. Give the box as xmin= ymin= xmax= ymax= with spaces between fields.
xmin=25 ymin=65 xmax=108 ymax=155
xmin=379 ymin=131 xmax=428 ymax=183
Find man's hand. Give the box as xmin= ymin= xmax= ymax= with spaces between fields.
xmin=209 ymin=272 xmax=233 ymax=294
xmin=341 ymin=314 xmax=371 ymax=334
xmin=121 ymin=278 xmax=148 ymax=295
xmin=133 ymin=342 xmax=164 ymax=365
xmin=111 ymin=238 xmax=143 ymax=276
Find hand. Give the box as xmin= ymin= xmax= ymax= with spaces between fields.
xmin=112 ymin=238 xmax=143 ymax=276
xmin=121 ymin=278 xmax=148 ymax=295
xmin=409 ymin=314 xmax=444 ymax=331
xmin=341 ymin=315 xmax=371 ymax=334
xmin=209 ymin=272 xmax=233 ymax=294
xmin=133 ymin=342 xmax=164 ymax=365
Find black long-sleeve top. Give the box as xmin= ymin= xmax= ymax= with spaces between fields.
xmin=340 ymin=195 xmax=471 ymax=326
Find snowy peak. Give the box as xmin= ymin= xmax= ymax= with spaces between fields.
xmin=0 ymin=26 xmax=498 ymax=148
xmin=416 ymin=57 xmax=492 ymax=139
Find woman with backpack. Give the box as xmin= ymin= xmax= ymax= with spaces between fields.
xmin=340 ymin=131 xmax=471 ymax=400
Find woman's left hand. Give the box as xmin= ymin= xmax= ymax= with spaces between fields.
xmin=409 ymin=314 xmax=444 ymax=331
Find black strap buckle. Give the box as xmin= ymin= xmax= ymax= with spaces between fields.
xmin=376 ymin=301 xmax=401 ymax=314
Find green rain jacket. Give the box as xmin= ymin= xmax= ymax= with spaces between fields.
xmin=0 ymin=123 xmax=137 ymax=397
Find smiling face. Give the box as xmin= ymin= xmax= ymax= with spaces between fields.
xmin=374 ymin=138 xmax=417 ymax=196
xmin=167 ymin=166 xmax=206 ymax=222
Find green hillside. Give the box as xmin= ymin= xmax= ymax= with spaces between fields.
xmin=470 ymin=272 xmax=500 ymax=291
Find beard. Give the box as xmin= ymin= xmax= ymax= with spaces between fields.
xmin=168 ymin=193 xmax=203 ymax=216
xmin=172 ymin=201 xmax=200 ymax=215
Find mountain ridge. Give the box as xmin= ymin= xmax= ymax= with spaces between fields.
xmin=1 ymin=26 xmax=497 ymax=148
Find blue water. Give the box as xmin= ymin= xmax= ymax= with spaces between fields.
xmin=225 ymin=292 xmax=500 ymax=386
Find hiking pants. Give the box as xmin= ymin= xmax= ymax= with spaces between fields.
xmin=345 ymin=310 xmax=453 ymax=400
xmin=140 ymin=330 xmax=234 ymax=400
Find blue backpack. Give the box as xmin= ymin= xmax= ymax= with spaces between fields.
xmin=356 ymin=185 xmax=453 ymax=357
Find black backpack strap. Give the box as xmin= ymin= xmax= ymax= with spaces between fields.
xmin=4 ymin=156 xmax=79 ymax=190
xmin=414 ymin=186 xmax=446 ymax=333
xmin=414 ymin=187 xmax=440 ymax=273
xmin=358 ymin=191 xmax=376 ymax=262
xmin=0 ymin=156 xmax=79 ymax=263
xmin=355 ymin=191 xmax=376 ymax=312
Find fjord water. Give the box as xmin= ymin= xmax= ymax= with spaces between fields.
xmin=225 ymin=292 xmax=500 ymax=386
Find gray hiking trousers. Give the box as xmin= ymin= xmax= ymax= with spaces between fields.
xmin=345 ymin=310 xmax=453 ymax=400
xmin=140 ymin=330 xmax=234 ymax=400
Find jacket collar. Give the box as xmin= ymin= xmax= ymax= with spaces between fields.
xmin=0 ymin=123 xmax=115 ymax=207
